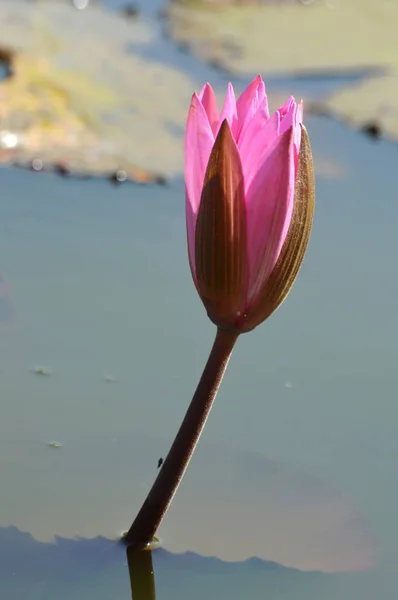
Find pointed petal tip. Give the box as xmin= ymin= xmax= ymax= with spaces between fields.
xmin=206 ymin=117 xmax=242 ymax=182
xmin=297 ymin=101 xmax=304 ymax=121
xmin=190 ymin=91 xmax=201 ymax=106
xmin=226 ymin=82 xmax=237 ymax=105
xmin=199 ymin=82 xmax=214 ymax=97
xmin=216 ymin=118 xmax=234 ymax=141
xmin=199 ymin=83 xmax=220 ymax=133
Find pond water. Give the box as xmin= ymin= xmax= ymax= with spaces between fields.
xmin=1 ymin=1 xmax=398 ymax=599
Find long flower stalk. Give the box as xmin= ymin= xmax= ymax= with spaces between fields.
xmin=123 ymin=328 xmax=238 ymax=549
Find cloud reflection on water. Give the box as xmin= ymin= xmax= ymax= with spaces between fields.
xmin=0 ymin=429 xmax=373 ymax=573
xmin=0 ymin=526 xmax=371 ymax=600
xmin=160 ymin=442 xmax=374 ymax=572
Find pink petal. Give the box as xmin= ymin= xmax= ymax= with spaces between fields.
xmin=235 ymin=75 xmax=269 ymax=142
xmin=296 ymin=100 xmax=304 ymax=126
xmin=279 ymin=98 xmax=303 ymax=165
xmin=256 ymin=78 xmax=267 ymax=110
xmin=278 ymin=96 xmax=296 ymax=136
xmin=245 ymin=127 xmax=295 ymax=305
xmin=294 ymin=101 xmax=304 ymax=158
xmin=239 ymin=106 xmax=280 ymax=194
xmin=185 ymin=93 xmax=215 ymax=281
xmin=278 ymin=96 xmax=295 ymax=118
xmin=217 ymin=83 xmax=238 ymax=138
xmin=199 ymin=83 xmax=220 ymax=135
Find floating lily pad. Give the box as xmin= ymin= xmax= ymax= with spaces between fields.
xmin=165 ymin=0 xmax=398 ymax=141
xmin=0 ymin=0 xmax=197 ymax=182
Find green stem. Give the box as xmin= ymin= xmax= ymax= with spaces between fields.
xmin=123 ymin=327 xmax=238 ymax=549
xmin=127 ymin=547 xmax=156 ymax=600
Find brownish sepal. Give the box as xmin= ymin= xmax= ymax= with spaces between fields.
xmin=243 ymin=124 xmax=315 ymax=332
xmin=195 ymin=119 xmax=247 ymax=330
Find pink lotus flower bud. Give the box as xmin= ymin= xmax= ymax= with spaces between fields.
xmin=185 ymin=76 xmax=315 ymax=333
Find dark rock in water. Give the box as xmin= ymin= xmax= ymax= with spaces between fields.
xmin=55 ymin=161 xmax=71 ymax=177
xmin=154 ymin=173 xmax=168 ymax=185
xmin=362 ymin=121 xmax=381 ymax=140
xmin=120 ymin=3 xmax=140 ymax=19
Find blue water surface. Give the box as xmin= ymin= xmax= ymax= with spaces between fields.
xmin=1 ymin=1 xmax=398 ymax=599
